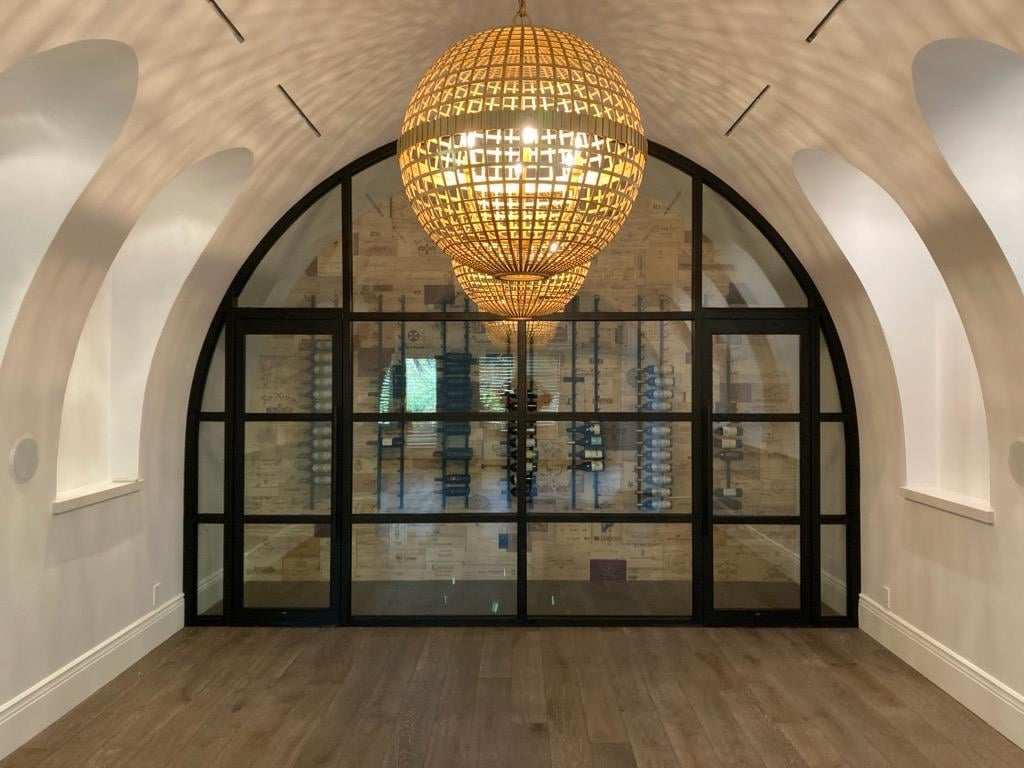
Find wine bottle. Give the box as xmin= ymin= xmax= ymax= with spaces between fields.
xmin=379 ymin=436 xmax=403 ymax=447
xmin=644 ymin=474 xmax=671 ymax=487
xmin=715 ymin=449 xmax=744 ymax=461
xmin=311 ymin=463 xmax=331 ymax=473
xmin=644 ymin=437 xmax=672 ymax=449
xmin=639 ymin=499 xmax=672 ymax=511
xmin=441 ymin=447 xmax=474 ymax=460
xmin=312 ymin=352 xmax=332 ymax=363
xmin=714 ymin=424 xmax=743 ymax=437
xmin=312 ymin=438 xmax=332 ymax=450
xmin=439 ymin=423 xmax=471 ymax=436
xmin=715 ymin=437 xmax=741 ymax=449
xmin=573 ymin=460 xmax=604 ymax=472
xmin=441 ymin=486 xmax=470 ymax=497
xmin=643 ymin=424 xmax=672 ymax=437
xmin=642 ymin=487 xmax=671 ymax=499
xmin=642 ymin=462 xmax=671 ymax=473
xmin=571 ymin=435 xmax=603 ymax=447
xmin=502 ymin=438 xmax=537 ymax=448
xmin=642 ymin=401 xmax=673 ymax=412
xmin=642 ymin=388 xmax=674 ymax=400
xmin=643 ymin=449 xmax=671 ymax=461
xmin=573 ymin=449 xmax=604 ymax=460
xmin=312 ymin=451 xmax=331 ymax=461
xmin=436 ymin=473 xmax=471 ymax=484
xmin=646 ymin=376 xmax=675 ymax=387
xmin=568 ymin=423 xmax=601 ymax=436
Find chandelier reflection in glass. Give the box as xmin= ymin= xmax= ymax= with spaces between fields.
xmin=453 ymin=261 xmax=588 ymax=318
xmin=484 ymin=320 xmax=558 ymax=350
xmin=398 ymin=1 xmax=647 ymax=282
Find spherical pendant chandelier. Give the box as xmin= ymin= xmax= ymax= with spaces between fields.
xmin=485 ymin=320 xmax=559 ymax=350
xmin=454 ymin=260 xmax=588 ymax=318
xmin=398 ymin=1 xmax=647 ymax=281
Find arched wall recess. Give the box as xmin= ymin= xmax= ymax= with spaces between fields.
xmin=0 ymin=39 xmax=138 ymax=367
xmin=793 ymin=149 xmax=990 ymax=502
xmin=57 ymin=148 xmax=253 ymax=493
xmin=914 ymin=38 xmax=1024 ymax=295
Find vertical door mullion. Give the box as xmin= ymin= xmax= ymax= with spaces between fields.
xmin=339 ymin=319 xmax=352 ymax=626
xmin=516 ymin=320 xmax=528 ymax=622
xmin=226 ymin=316 xmax=243 ymax=621
xmin=800 ymin=318 xmax=815 ymax=624
xmin=702 ymin=318 xmax=809 ymax=624
xmin=807 ymin=319 xmax=821 ymax=623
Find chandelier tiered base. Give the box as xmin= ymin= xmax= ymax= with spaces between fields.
xmin=484 ymin=319 xmax=559 ymax=350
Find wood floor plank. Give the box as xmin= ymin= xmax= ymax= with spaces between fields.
xmin=383 ymin=628 xmax=451 ymax=768
xmin=510 ymin=629 xmax=547 ymax=725
xmin=335 ymin=631 xmax=428 ymax=768
xmin=3 ymin=626 xmax=1021 ymax=768
xmin=479 ymin=628 xmax=513 ymax=680
xmin=632 ymin=629 xmax=721 ymax=768
xmin=572 ymin=629 xmax=629 ymax=745
xmin=422 ymin=628 xmax=484 ymax=768
xmin=597 ymin=629 xmax=679 ymax=768
xmin=540 ymin=629 xmax=593 ymax=768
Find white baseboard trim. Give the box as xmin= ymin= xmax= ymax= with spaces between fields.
xmin=859 ymin=594 xmax=1024 ymax=750
xmin=0 ymin=594 xmax=184 ymax=761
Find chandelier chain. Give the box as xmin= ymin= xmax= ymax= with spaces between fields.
xmin=512 ymin=0 xmax=532 ymax=25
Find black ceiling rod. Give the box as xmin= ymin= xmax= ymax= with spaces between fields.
xmin=206 ymin=0 xmax=245 ymax=43
xmin=724 ymin=84 xmax=770 ymax=138
xmin=278 ymin=84 xmax=323 ymax=138
xmin=806 ymin=0 xmax=849 ymax=44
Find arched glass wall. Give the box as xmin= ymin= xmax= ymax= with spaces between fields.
xmin=185 ymin=141 xmax=858 ymax=626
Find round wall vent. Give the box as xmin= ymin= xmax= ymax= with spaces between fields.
xmin=1009 ymin=440 xmax=1024 ymax=487
xmin=9 ymin=435 xmax=39 ymax=484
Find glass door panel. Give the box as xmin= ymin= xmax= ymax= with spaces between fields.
xmin=701 ymin=320 xmax=809 ymax=622
xmin=233 ymin=317 xmax=339 ymax=622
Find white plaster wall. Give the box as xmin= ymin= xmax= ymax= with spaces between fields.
xmin=56 ymin=279 xmax=112 ymax=493
xmin=0 ymin=40 xmax=136 ymax=366
xmin=106 ymin=149 xmax=252 ymax=481
xmin=793 ymin=148 xmax=990 ymax=499
xmin=914 ymin=38 xmax=1024 ymax=294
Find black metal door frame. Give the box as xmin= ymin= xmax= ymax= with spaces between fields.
xmin=696 ymin=316 xmax=812 ymax=626
xmin=228 ymin=313 xmax=343 ymax=626
xmin=183 ymin=140 xmax=859 ymax=629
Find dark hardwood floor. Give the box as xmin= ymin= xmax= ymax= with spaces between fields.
xmin=3 ymin=627 xmax=1021 ymax=767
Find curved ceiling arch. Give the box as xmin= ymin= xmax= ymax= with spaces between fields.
xmin=57 ymin=147 xmax=253 ymax=494
xmin=793 ymin=148 xmax=989 ymax=502
xmin=913 ymin=37 xmax=1024 ymax=296
xmin=0 ymin=39 xmax=138 ymax=367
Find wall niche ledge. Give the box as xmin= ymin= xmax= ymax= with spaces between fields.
xmin=52 ymin=479 xmax=143 ymax=516
xmin=901 ymin=486 xmax=994 ymax=525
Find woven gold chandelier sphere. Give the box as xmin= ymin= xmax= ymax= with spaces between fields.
xmin=454 ymin=260 xmax=588 ymax=318
xmin=484 ymin=320 xmax=559 ymax=350
xmin=398 ymin=18 xmax=646 ymax=281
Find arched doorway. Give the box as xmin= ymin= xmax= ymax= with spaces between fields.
xmin=184 ymin=141 xmax=858 ymax=627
